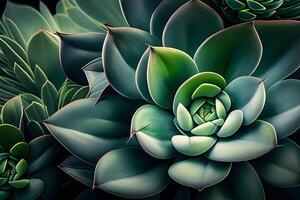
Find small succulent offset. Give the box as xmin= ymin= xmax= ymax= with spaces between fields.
xmin=43 ymin=0 xmax=300 ymax=199
xmin=213 ymin=0 xmax=300 ymax=22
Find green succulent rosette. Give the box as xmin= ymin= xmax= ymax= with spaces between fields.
xmin=0 ymin=123 xmax=60 ymax=200
xmin=213 ymin=0 xmax=300 ymax=22
xmin=42 ymin=0 xmax=300 ymax=199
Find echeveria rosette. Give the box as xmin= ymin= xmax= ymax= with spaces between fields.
xmin=44 ymin=0 xmax=300 ymax=199
xmin=213 ymin=0 xmax=300 ymax=22
xmin=0 ymin=124 xmax=60 ymax=200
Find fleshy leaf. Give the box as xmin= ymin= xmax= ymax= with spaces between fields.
xmin=83 ymin=58 xmax=109 ymax=98
xmin=15 ymin=179 xmax=44 ymax=200
xmin=225 ymin=76 xmax=265 ymax=125
xmin=162 ymin=0 xmax=223 ymax=56
xmin=194 ymin=22 xmax=262 ymax=82
xmin=131 ymin=105 xmax=179 ymax=159
xmin=198 ymin=162 xmax=265 ymax=200
xmin=103 ymin=27 xmax=160 ymax=99
xmin=191 ymin=122 xmax=218 ymax=136
xmin=27 ymin=135 xmax=60 ymax=174
xmin=75 ymin=0 xmax=128 ymax=27
xmin=261 ymin=79 xmax=300 ymax=139
xmin=59 ymin=155 xmax=94 ymax=187
xmin=168 ymin=157 xmax=231 ymax=190
xmin=1 ymin=95 xmax=23 ymax=128
xmin=253 ymin=21 xmax=300 ymax=88
xmin=252 ymin=139 xmax=300 ymax=188
xmin=0 ymin=124 xmax=24 ymax=152
xmin=58 ymin=32 xmax=105 ymax=85
xmin=41 ymin=81 xmax=58 ymax=116
xmin=150 ymin=0 xmax=188 ymax=39
xmin=206 ymin=120 xmax=277 ymax=162
xmin=10 ymin=142 xmax=30 ymax=159
xmin=28 ymin=30 xmax=65 ymax=88
xmin=147 ymin=47 xmax=198 ymax=109
xmin=94 ymin=147 xmax=170 ymax=199
xmin=173 ymin=72 xmax=226 ymax=114
xmin=176 ymin=103 xmax=194 ymax=131
xmin=44 ymin=95 xmax=141 ymax=164
xmin=4 ymin=2 xmax=52 ymax=42
xmin=172 ymin=135 xmax=217 ymax=156
xmin=120 ymin=0 xmax=162 ymax=32
xmin=217 ymin=110 xmax=243 ymax=138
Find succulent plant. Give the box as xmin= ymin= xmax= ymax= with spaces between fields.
xmin=41 ymin=0 xmax=300 ymax=199
xmin=0 ymin=123 xmax=60 ymax=200
xmin=212 ymin=0 xmax=300 ymax=22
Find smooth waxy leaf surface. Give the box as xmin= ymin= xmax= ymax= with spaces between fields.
xmin=103 ymin=27 xmax=160 ymax=99
xmin=147 ymin=47 xmax=198 ymax=109
xmin=58 ymin=32 xmax=105 ymax=85
xmin=253 ymin=21 xmax=300 ymax=88
xmin=94 ymin=147 xmax=170 ymax=199
xmin=225 ymin=76 xmax=265 ymax=125
xmin=1 ymin=95 xmax=23 ymax=128
xmin=198 ymin=162 xmax=265 ymax=200
xmin=261 ymin=79 xmax=300 ymax=139
xmin=162 ymin=0 xmax=223 ymax=56
xmin=44 ymin=95 xmax=141 ymax=164
xmin=194 ymin=22 xmax=262 ymax=82
xmin=120 ymin=0 xmax=162 ymax=32
xmin=168 ymin=157 xmax=231 ymax=190
xmin=0 ymin=124 xmax=24 ymax=152
xmin=206 ymin=120 xmax=277 ymax=162
xmin=253 ymin=139 xmax=300 ymax=188
xmin=131 ymin=104 xmax=179 ymax=159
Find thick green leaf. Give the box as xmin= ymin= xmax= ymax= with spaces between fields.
xmin=217 ymin=110 xmax=243 ymax=138
xmin=3 ymin=17 xmax=26 ymax=49
xmin=253 ymin=21 xmax=300 ymax=88
xmin=194 ymin=22 xmax=262 ymax=82
xmin=94 ymin=146 xmax=170 ymax=199
xmin=54 ymin=13 xmax=90 ymax=33
xmin=34 ymin=64 xmax=48 ymax=92
xmin=10 ymin=142 xmax=30 ymax=159
xmin=28 ymin=30 xmax=65 ymax=88
xmin=83 ymin=58 xmax=109 ymax=98
xmin=131 ymin=104 xmax=179 ymax=159
xmin=103 ymin=27 xmax=160 ymax=99
xmin=206 ymin=120 xmax=277 ymax=162
xmin=58 ymin=32 xmax=105 ymax=85
xmin=120 ymin=0 xmax=162 ymax=31
xmin=4 ymin=2 xmax=52 ymax=42
xmin=176 ymin=103 xmax=194 ymax=131
xmin=59 ymin=155 xmax=94 ymax=187
xmin=198 ymin=162 xmax=265 ymax=200
xmin=24 ymin=101 xmax=48 ymax=122
xmin=41 ymin=81 xmax=58 ymax=116
xmin=171 ymin=135 xmax=217 ymax=156
xmin=28 ymin=135 xmax=60 ymax=174
xmin=150 ymin=0 xmax=188 ymax=39
xmin=252 ymin=139 xmax=300 ymax=188
xmin=65 ymin=7 xmax=105 ymax=32
xmin=162 ymin=0 xmax=223 ymax=56
xmin=14 ymin=63 xmax=36 ymax=93
xmin=169 ymin=157 xmax=231 ymax=190
xmin=0 ymin=124 xmax=24 ymax=152
xmin=173 ymin=72 xmax=226 ymax=114
xmin=40 ymin=1 xmax=59 ymax=31
xmin=15 ymin=179 xmax=44 ymax=200
xmin=0 ymin=36 xmax=32 ymax=77
xmin=44 ymin=95 xmax=141 ymax=164
xmin=135 ymin=48 xmax=154 ymax=103
xmin=1 ymin=95 xmax=23 ymax=128
xmin=261 ymin=79 xmax=300 ymax=139
xmin=147 ymin=47 xmax=198 ymax=109
xmin=225 ymin=76 xmax=265 ymax=125
xmin=75 ymin=0 xmax=128 ymax=27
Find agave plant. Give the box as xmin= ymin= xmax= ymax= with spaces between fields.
xmin=212 ymin=0 xmax=300 ymax=22
xmin=43 ymin=0 xmax=300 ymax=199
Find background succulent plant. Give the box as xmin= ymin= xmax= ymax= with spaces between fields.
xmin=212 ymin=0 xmax=300 ymax=22
xmin=42 ymin=0 xmax=300 ymax=199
